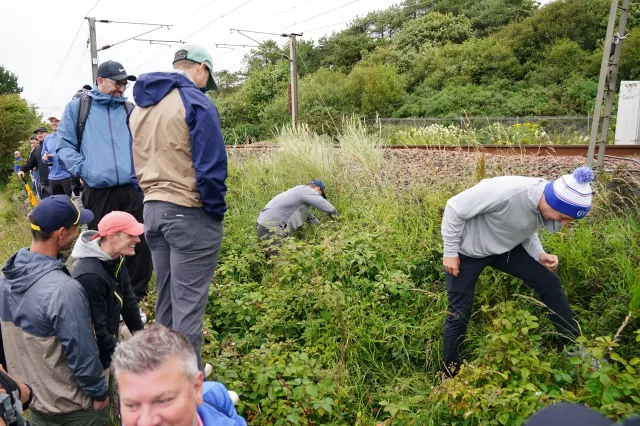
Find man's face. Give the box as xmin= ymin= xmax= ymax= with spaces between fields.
xmin=58 ymin=225 xmax=80 ymax=251
xmin=108 ymin=232 xmax=140 ymax=257
xmin=14 ymin=152 xmax=21 ymax=159
xmin=30 ymin=140 xmax=38 ymax=149
xmin=541 ymin=210 xmax=574 ymax=227
xmin=98 ymin=77 xmax=128 ymax=97
xmin=49 ymin=118 xmax=60 ymax=131
xmin=118 ymin=357 xmax=203 ymax=426
xmin=35 ymin=131 xmax=47 ymax=142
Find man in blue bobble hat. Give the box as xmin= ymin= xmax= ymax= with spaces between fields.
xmin=440 ymin=166 xmax=595 ymax=377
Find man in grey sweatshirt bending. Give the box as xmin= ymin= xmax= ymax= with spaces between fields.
xmin=257 ymin=180 xmax=337 ymax=255
xmin=441 ymin=167 xmax=595 ymax=377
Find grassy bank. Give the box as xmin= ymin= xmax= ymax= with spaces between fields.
xmin=207 ymin=125 xmax=640 ymax=425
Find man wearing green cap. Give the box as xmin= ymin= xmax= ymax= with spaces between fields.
xmin=128 ymin=44 xmax=227 ymax=371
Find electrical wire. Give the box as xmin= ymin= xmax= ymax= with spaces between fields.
xmin=274 ymin=0 xmax=361 ymax=33
xmin=131 ymin=0 xmax=257 ymax=72
xmin=37 ymin=0 xmax=102 ymax=106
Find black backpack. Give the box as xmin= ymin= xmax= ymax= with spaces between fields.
xmin=75 ymin=93 xmax=134 ymax=152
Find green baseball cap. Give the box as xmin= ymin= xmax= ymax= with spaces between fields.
xmin=173 ymin=44 xmax=218 ymax=91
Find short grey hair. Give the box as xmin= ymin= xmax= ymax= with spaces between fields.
xmin=173 ymin=59 xmax=200 ymax=70
xmin=112 ymin=324 xmax=199 ymax=380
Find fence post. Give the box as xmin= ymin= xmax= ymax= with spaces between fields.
xmin=460 ymin=116 xmax=463 ymax=128
xmin=516 ymin=116 xmax=519 ymax=124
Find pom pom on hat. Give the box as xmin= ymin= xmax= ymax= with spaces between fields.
xmin=573 ymin=166 xmax=594 ymax=184
xmin=543 ymin=166 xmax=594 ymax=219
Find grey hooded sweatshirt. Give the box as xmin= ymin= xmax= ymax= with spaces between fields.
xmin=257 ymin=185 xmax=337 ymax=231
xmin=441 ymin=176 xmax=563 ymax=262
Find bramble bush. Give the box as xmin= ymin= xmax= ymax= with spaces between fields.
xmin=195 ymin=125 xmax=640 ymax=424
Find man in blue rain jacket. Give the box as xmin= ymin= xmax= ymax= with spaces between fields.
xmin=57 ymin=60 xmax=152 ymax=320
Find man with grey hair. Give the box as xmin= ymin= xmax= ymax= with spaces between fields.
xmin=113 ymin=325 xmax=245 ymax=426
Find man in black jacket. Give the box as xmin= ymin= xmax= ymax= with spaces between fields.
xmin=70 ymin=211 xmax=145 ymax=369
xmin=18 ymin=127 xmax=50 ymax=199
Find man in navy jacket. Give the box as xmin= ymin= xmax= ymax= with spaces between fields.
xmin=128 ymin=44 xmax=227 ymax=370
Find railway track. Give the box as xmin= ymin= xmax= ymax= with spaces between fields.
xmin=227 ymin=143 xmax=640 ymax=157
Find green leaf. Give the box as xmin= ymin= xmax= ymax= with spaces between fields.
xmin=599 ymin=374 xmax=612 ymax=386
xmin=287 ymin=413 xmax=300 ymax=424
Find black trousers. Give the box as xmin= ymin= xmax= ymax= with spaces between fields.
xmin=257 ymin=223 xmax=286 ymax=257
xmin=49 ymin=177 xmax=73 ymax=196
xmin=443 ymin=244 xmax=579 ymax=376
xmin=83 ymin=184 xmax=153 ymax=302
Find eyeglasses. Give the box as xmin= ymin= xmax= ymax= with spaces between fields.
xmin=109 ymin=79 xmax=130 ymax=89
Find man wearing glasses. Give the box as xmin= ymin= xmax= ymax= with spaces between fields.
xmin=57 ymin=61 xmax=152 ymax=324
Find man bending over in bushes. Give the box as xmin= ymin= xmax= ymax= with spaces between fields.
xmin=257 ymin=179 xmax=337 ymax=256
xmin=441 ymin=166 xmax=595 ymax=377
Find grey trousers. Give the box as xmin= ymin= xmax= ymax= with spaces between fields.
xmin=144 ymin=201 xmax=224 ymax=370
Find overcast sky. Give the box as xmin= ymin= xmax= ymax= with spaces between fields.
xmin=1 ymin=0 xmax=554 ymax=118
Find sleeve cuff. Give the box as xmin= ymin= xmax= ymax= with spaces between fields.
xmin=443 ymin=249 xmax=460 ymax=258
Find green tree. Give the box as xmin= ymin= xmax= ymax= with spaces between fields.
xmin=0 ymin=94 xmax=39 ymax=184
xmin=345 ymin=64 xmax=406 ymax=116
xmin=526 ymin=39 xmax=592 ymax=86
xmin=244 ymin=40 xmax=286 ymax=76
xmin=391 ymin=12 xmax=473 ymax=51
xmin=0 ymin=65 xmax=22 ymax=95
xmin=317 ymin=30 xmax=376 ymax=69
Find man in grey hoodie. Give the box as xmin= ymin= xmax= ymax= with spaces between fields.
xmin=441 ymin=167 xmax=595 ymax=376
xmin=257 ymin=180 xmax=337 ymax=255
xmin=70 ymin=211 xmax=145 ymax=371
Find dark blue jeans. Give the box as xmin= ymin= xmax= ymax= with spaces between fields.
xmin=443 ymin=244 xmax=579 ymax=376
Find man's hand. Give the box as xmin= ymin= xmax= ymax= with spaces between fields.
xmin=92 ymin=397 xmax=108 ymax=411
xmin=17 ymin=171 xmax=24 ymax=179
xmin=43 ymin=152 xmax=51 ymax=161
xmin=539 ymin=253 xmax=559 ymax=271
xmin=443 ymin=256 xmax=460 ymax=277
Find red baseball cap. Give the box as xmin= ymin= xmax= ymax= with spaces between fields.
xmin=91 ymin=211 xmax=144 ymax=241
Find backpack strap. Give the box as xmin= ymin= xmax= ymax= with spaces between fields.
xmin=124 ymin=101 xmax=134 ymax=116
xmin=75 ymin=93 xmax=92 ymax=152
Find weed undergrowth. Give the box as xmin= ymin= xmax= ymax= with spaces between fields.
xmin=202 ymin=126 xmax=640 ymax=424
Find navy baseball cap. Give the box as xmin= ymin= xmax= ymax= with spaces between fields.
xmin=308 ymin=179 xmax=327 ymax=198
xmin=97 ymin=60 xmax=137 ymax=82
xmin=30 ymin=195 xmax=94 ymax=232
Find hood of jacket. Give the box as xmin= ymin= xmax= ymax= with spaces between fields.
xmin=71 ymin=231 xmax=113 ymax=261
xmin=133 ymin=72 xmax=200 ymax=108
xmin=197 ymin=381 xmax=247 ymax=426
xmin=1 ymin=248 xmax=65 ymax=295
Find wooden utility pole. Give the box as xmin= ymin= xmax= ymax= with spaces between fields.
xmin=587 ymin=0 xmax=631 ymax=167
xmin=88 ymin=17 xmax=99 ymax=83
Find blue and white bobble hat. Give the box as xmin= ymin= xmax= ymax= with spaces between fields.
xmin=543 ymin=166 xmax=595 ymax=219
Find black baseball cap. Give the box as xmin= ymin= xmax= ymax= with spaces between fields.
xmin=33 ymin=127 xmax=47 ymax=134
xmin=97 ymin=60 xmax=137 ymax=82
xmin=30 ymin=195 xmax=94 ymax=232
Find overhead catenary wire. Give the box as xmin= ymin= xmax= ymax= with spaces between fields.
xmin=273 ymin=0 xmax=361 ymax=33
xmin=214 ymin=0 xmax=364 ymax=66
xmin=36 ymin=0 xmax=103 ymax=106
xmin=131 ymin=0 xmax=257 ymax=72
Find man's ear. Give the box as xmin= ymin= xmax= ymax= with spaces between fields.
xmin=194 ymin=371 xmax=204 ymax=406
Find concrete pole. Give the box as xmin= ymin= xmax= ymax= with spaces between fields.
xmin=289 ymin=34 xmax=299 ymax=129
xmin=88 ymin=17 xmax=99 ymax=83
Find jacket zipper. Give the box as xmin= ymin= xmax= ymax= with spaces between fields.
xmin=107 ymin=103 xmax=121 ymax=185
